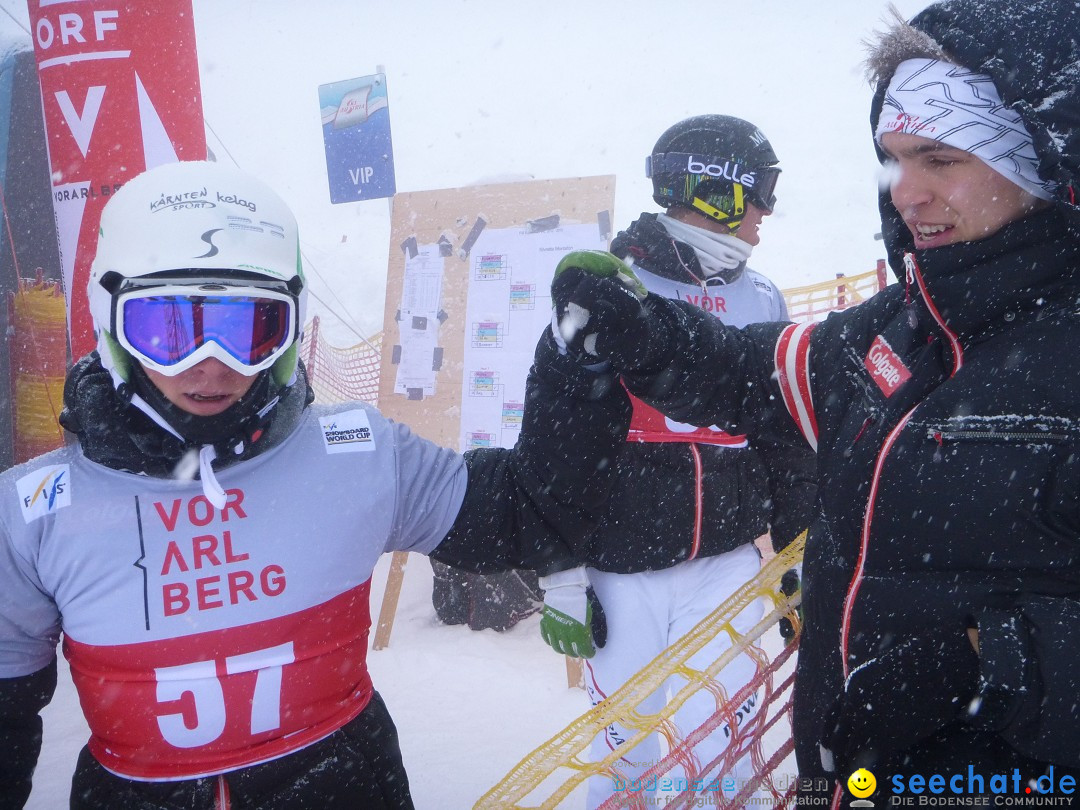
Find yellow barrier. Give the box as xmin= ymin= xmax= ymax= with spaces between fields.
xmin=783 ymin=264 xmax=887 ymax=324
xmin=12 ymin=278 xmax=67 ymax=462
xmin=476 ymin=533 xmax=805 ymax=810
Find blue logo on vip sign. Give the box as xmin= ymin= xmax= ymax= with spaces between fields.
xmin=319 ymin=74 xmax=396 ymax=203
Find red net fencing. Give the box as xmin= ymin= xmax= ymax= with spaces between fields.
xmin=299 ymin=315 xmax=381 ymax=405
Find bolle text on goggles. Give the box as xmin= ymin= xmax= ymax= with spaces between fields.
xmin=113 ymin=281 xmax=298 ymax=377
xmin=647 ymin=151 xmax=780 ymax=218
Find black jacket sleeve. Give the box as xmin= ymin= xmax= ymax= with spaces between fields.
xmin=620 ymin=296 xmax=817 ymax=552
xmin=622 ymin=296 xmax=797 ymax=435
xmin=0 ymin=659 xmax=57 ymax=809
xmin=432 ymin=329 xmax=631 ymax=576
xmin=752 ymin=430 xmax=818 ymax=552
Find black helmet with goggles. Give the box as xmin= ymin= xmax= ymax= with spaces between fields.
xmin=647 ymin=114 xmax=780 ymax=230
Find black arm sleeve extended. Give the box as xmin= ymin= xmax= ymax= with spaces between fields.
xmin=0 ymin=659 xmax=57 ymax=809
xmin=621 ymin=296 xmax=795 ymax=431
xmin=620 ymin=296 xmax=817 ymax=552
xmin=432 ymin=330 xmax=631 ymax=576
xmin=753 ymin=430 xmax=818 ymax=552
xmin=623 ymin=295 xmax=808 ymax=452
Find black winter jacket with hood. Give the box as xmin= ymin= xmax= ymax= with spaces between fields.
xmin=616 ymin=0 xmax=1080 ymax=799
xmin=568 ymin=212 xmax=816 ymax=573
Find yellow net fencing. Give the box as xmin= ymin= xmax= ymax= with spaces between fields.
xmin=476 ymin=535 xmax=805 ymax=810
xmin=11 ymin=275 xmax=67 ymax=464
xmin=782 ymin=263 xmax=888 ymax=324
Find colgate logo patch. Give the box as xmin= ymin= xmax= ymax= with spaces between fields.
xmin=864 ymin=335 xmax=911 ymax=396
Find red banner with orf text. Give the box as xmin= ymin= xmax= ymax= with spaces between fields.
xmin=27 ymin=0 xmax=207 ymax=359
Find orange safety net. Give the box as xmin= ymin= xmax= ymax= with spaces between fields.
xmin=11 ymin=274 xmax=67 ymax=463
xmin=299 ymin=315 xmax=381 ymax=405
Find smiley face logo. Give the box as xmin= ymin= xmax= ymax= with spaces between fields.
xmin=847 ymin=768 xmax=876 ymax=798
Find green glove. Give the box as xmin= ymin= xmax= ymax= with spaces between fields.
xmin=553 ymin=249 xmax=648 ymax=299
xmin=538 ymin=567 xmax=607 ymax=658
xmin=549 ymin=251 xmax=669 ymax=371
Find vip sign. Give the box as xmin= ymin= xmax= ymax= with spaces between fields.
xmin=318 ymin=73 xmax=397 ymax=203
xmin=28 ymin=0 xmax=208 ymax=359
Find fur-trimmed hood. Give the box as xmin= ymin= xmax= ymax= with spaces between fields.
xmin=869 ymin=0 xmax=1080 ymax=274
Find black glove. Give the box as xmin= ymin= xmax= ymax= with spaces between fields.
xmin=778 ymin=568 xmax=801 ymax=644
xmin=550 ymin=250 xmax=671 ymax=372
xmin=820 ymin=624 xmax=979 ymax=777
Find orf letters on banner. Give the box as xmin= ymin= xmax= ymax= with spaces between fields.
xmin=28 ymin=0 xmax=207 ymax=357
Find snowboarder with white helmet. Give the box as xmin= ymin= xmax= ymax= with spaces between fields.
xmin=0 ymin=159 xmax=631 ymax=809
xmin=536 ymin=115 xmax=816 ymax=807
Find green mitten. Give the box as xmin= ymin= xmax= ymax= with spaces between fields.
xmin=553 ymin=249 xmax=647 ymax=299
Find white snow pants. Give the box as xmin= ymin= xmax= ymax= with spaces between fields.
xmin=583 ymin=544 xmax=763 ymax=809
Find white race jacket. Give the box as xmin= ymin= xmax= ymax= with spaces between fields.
xmin=0 ymin=402 xmax=465 ymax=781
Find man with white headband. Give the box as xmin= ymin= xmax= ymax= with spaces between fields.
xmin=0 ymin=160 xmax=631 ymax=808
xmin=541 ymin=0 xmax=1080 ymax=805
xmin=534 ymin=114 xmax=816 ymax=808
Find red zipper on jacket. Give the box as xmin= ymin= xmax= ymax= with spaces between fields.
xmin=215 ymin=775 xmax=231 ymax=809
xmin=904 ymin=253 xmax=964 ymax=376
xmin=687 ymin=444 xmax=704 ymax=561
xmin=841 ymin=251 xmax=965 ymax=670
xmin=832 ymin=252 xmax=965 ymax=810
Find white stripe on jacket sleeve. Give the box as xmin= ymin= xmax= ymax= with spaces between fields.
xmin=773 ymin=322 xmax=818 ymax=451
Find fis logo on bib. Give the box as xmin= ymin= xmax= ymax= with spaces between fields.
xmin=320 ymin=410 xmax=375 ymax=454
xmin=17 ymin=465 xmax=71 ymax=524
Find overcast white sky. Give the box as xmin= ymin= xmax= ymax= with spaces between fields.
xmin=1 ymin=0 xmax=926 ymax=345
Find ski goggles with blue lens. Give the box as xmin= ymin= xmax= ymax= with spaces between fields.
xmin=113 ymin=283 xmax=298 ymax=377
xmin=647 ymin=151 xmax=780 ymax=221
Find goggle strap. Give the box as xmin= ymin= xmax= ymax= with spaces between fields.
xmin=691 ymin=184 xmax=745 ymax=229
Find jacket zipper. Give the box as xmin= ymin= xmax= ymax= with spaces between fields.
xmin=687 ymin=444 xmax=704 ymax=561
xmin=930 ymin=428 xmax=1070 ymax=442
xmin=841 ymin=255 xmax=963 ymax=698
xmin=904 ymin=253 xmax=964 ymax=376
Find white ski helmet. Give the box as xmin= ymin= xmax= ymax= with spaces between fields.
xmin=88 ymin=160 xmax=306 ymax=386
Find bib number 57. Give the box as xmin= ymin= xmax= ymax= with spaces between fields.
xmin=154 ymin=642 xmax=295 ymax=748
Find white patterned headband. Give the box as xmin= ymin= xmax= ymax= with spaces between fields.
xmin=875 ymin=58 xmax=1057 ymax=201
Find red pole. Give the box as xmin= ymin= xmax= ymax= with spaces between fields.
xmin=876 ymin=259 xmax=888 ymax=292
